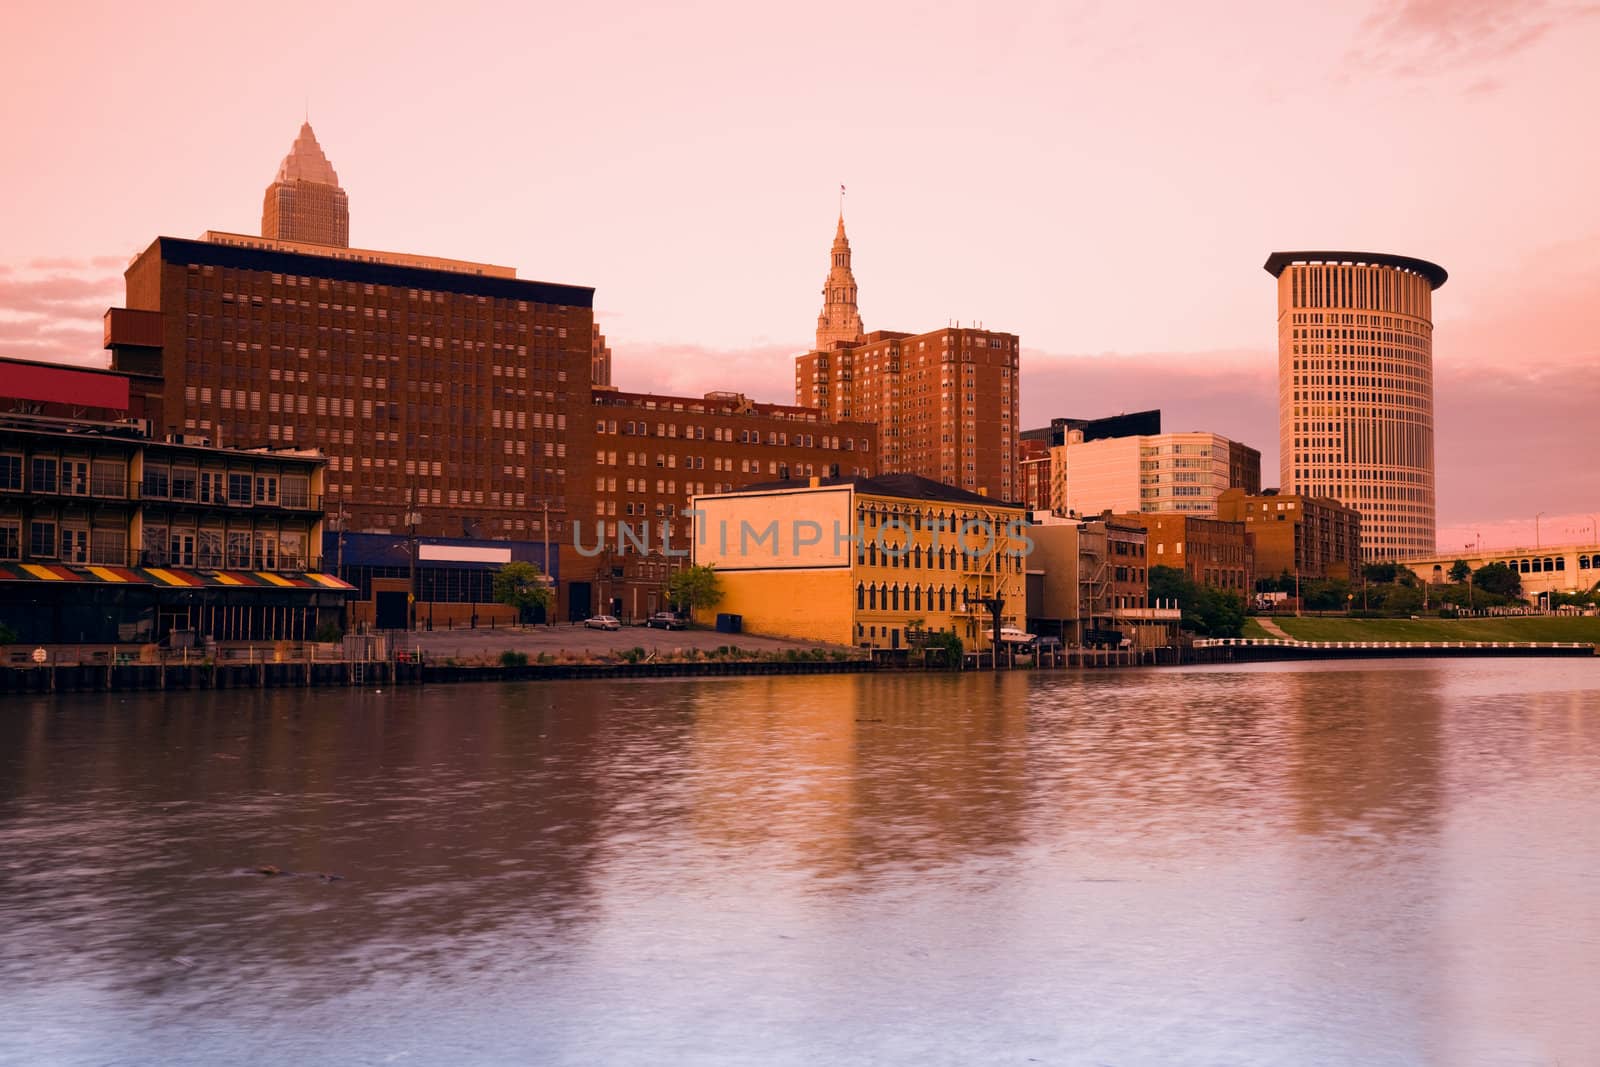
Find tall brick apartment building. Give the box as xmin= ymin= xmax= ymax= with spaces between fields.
xmin=794 ymin=216 xmax=1020 ymax=502
xmin=796 ymin=326 xmax=1019 ymax=499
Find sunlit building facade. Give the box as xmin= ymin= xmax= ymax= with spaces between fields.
xmin=1266 ymin=250 xmax=1446 ymax=560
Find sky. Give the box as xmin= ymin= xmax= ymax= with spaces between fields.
xmin=2 ymin=0 xmax=1597 ymax=551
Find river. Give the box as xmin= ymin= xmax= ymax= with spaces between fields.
xmin=2 ymin=659 xmax=1598 ymax=1065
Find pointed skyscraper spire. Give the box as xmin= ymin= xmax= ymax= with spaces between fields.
xmin=262 ymin=121 xmax=350 ymax=247
xmin=816 ymin=203 xmax=864 ymax=350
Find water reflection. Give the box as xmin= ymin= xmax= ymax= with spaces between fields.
xmin=1 ymin=659 xmax=1597 ymax=1064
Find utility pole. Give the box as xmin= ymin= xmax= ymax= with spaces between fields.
xmin=406 ymin=484 xmax=420 ymax=632
xmin=542 ymin=500 xmax=552 ymax=624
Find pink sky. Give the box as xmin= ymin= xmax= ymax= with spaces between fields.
xmin=2 ymin=0 xmax=1597 ymax=551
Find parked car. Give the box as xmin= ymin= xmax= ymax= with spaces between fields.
xmin=584 ymin=615 xmax=621 ymax=631
xmin=646 ymin=612 xmax=686 ymax=630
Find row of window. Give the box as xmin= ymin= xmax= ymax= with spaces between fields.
xmin=1 ymin=453 xmax=313 ymax=509
xmin=856 ymin=582 xmax=1002 ymax=614
xmin=0 ymin=518 xmax=313 ymax=571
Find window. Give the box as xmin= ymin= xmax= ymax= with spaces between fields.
xmin=281 ymin=475 xmax=310 ymax=509
xmin=227 ymin=531 xmax=251 ymax=568
xmin=280 ymin=531 xmax=307 ymax=569
xmin=61 ymin=526 xmax=89 ymax=563
xmin=255 ymin=475 xmax=279 ymax=505
xmin=0 ymin=454 xmax=21 ymax=492
xmin=0 ymin=521 xmax=19 ymax=559
xmin=228 ymin=473 xmax=252 ymax=504
xmin=91 ymin=460 xmax=125 ymax=497
xmin=90 ymin=527 xmax=126 ymax=566
xmin=143 ymin=463 xmax=171 ymax=500
xmin=197 ymin=528 xmax=222 ymax=568
xmin=63 ymin=460 xmax=89 ymax=495
xmin=253 ymin=532 xmax=279 ymax=569
xmin=200 ymin=471 xmax=225 ymax=504
xmin=142 ymin=524 xmax=168 ymax=566
xmin=31 ymin=457 xmax=58 ymax=493
xmin=171 ymin=466 xmax=198 ymax=501
xmin=29 ymin=520 xmax=56 ymax=558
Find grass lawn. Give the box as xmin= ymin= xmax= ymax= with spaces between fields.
xmin=1241 ymin=617 xmax=1277 ymax=640
xmin=1255 ymin=615 xmax=1600 ymax=644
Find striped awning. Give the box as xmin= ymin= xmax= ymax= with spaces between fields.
xmin=0 ymin=563 xmax=353 ymax=591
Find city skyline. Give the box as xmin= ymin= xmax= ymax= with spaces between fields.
xmin=2 ymin=0 xmax=1597 ymax=549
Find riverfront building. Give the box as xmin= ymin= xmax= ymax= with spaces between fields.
xmin=691 ymin=474 xmax=1027 ymax=653
xmin=1024 ymin=514 xmax=1175 ymax=648
xmin=98 ymin=122 xmax=598 ymax=621
xmin=1052 ymin=430 xmax=1261 ymax=518
xmin=0 ymin=411 xmax=350 ymax=645
xmin=1114 ymin=512 xmax=1253 ymax=592
xmin=585 ymin=388 xmax=876 ymax=621
xmin=105 ymin=232 xmax=595 ymax=551
xmin=1265 ymin=250 xmax=1446 ymax=560
xmin=1217 ymin=487 xmax=1362 ymax=585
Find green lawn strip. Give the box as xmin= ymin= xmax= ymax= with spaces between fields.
xmin=1263 ymin=616 xmax=1600 ymax=644
xmin=1241 ymin=618 xmax=1277 ymax=640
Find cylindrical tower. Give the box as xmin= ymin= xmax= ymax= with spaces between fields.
xmin=1264 ymin=251 xmax=1447 ymax=561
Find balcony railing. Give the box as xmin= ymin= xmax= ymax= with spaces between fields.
xmin=3 ymin=480 xmax=323 ymax=512
xmin=2 ymin=548 xmax=329 ymax=574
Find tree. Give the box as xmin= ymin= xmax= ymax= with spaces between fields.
xmin=667 ymin=564 xmax=723 ymax=614
xmin=1473 ymin=561 xmax=1523 ymax=598
xmin=1149 ymin=565 xmax=1193 ymax=608
xmin=1148 ymin=565 xmax=1244 ymax=638
xmin=1448 ymin=559 xmax=1472 ymax=584
xmin=493 ymin=561 xmax=553 ymax=622
xmin=1363 ymin=561 xmax=1401 ymax=585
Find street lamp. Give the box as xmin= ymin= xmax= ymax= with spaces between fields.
xmin=1536 ymin=511 xmax=1546 ymax=551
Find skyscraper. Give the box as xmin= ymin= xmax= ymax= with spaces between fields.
xmin=814 ymin=214 xmax=864 ymax=350
xmin=1265 ymin=251 xmax=1446 ymax=560
xmin=262 ymin=122 xmax=350 ymax=248
xmin=796 ymin=214 xmax=1019 ymax=500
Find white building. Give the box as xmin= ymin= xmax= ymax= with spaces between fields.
xmin=1051 ymin=431 xmax=1257 ymax=518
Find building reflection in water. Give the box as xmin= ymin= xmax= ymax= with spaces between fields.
xmin=2 ymin=662 xmax=1598 ymax=1065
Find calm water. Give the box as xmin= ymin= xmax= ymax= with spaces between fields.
xmin=3 ymin=660 xmax=1599 ymax=1066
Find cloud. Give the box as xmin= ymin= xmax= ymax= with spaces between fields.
xmin=0 ymin=257 xmax=122 ymax=365
xmin=1343 ymin=0 xmax=1599 ymax=84
xmin=610 ymin=340 xmax=797 ymax=405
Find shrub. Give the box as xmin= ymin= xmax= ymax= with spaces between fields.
xmin=499 ymin=650 xmax=528 ymax=667
xmin=315 ymin=620 xmax=344 ymax=644
xmin=619 ymin=646 xmax=648 ymax=664
xmin=0 ymin=622 xmax=17 ymax=645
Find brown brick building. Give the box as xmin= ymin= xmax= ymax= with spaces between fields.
xmin=104 ymin=234 xmax=597 ymax=608
xmin=796 ymin=325 xmax=1019 ymax=500
xmin=1018 ymin=434 xmax=1051 ymax=514
xmin=1115 ymin=512 xmax=1253 ymax=592
xmin=1217 ymin=487 xmax=1361 ymax=585
xmin=581 ymin=387 xmax=877 ymax=619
